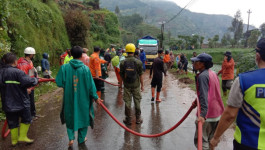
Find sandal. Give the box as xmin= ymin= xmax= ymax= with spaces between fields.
xmin=68 ymin=140 xmax=74 ymax=147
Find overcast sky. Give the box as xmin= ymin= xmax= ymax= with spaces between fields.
xmin=169 ymin=0 xmax=264 ymax=28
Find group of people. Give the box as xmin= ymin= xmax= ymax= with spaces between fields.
xmin=1 ymin=38 xmax=265 ymax=150
xmin=192 ymin=38 xmax=265 ymax=150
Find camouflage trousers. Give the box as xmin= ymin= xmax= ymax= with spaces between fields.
xmin=123 ymin=86 xmax=142 ymax=120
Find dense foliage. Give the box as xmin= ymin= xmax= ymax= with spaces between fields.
xmin=4 ymin=0 xmax=71 ymax=64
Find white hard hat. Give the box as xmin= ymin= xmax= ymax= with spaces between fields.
xmin=24 ymin=47 xmax=36 ymax=54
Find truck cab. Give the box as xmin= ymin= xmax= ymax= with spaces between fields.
xmin=137 ymin=36 xmax=159 ymax=67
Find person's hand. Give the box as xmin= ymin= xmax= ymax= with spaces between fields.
xmin=197 ymin=116 xmax=205 ymax=124
xmin=141 ymin=86 xmax=144 ymax=92
xmin=95 ymin=98 xmax=103 ymax=104
xmin=210 ymin=137 xmax=220 ymax=150
xmin=96 ymin=75 xmax=99 ymax=78
xmin=27 ymin=89 xmax=32 ymax=94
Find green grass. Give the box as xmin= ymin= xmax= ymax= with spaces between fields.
xmin=174 ymin=48 xmax=253 ymax=64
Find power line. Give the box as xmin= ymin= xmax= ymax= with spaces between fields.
xmin=160 ymin=0 xmax=195 ymax=48
xmin=165 ymin=0 xmax=194 ymax=24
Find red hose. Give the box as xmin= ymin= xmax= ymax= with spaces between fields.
xmin=196 ymin=98 xmax=203 ymax=150
xmin=93 ymin=77 xmax=120 ymax=87
xmin=1 ymin=120 xmax=10 ymax=139
xmin=99 ymin=101 xmax=197 ymax=138
xmin=1 ymin=78 xmax=55 ymax=138
xmin=38 ymin=78 xmax=55 ymax=83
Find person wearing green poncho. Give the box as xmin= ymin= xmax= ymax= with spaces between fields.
xmin=56 ymin=46 xmax=102 ymax=147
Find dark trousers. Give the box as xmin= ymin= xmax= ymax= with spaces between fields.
xmin=151 ymin=77 xmax=162 ymax=92
xmin=29 ymin=90 xmax=36 ymax=117
xmin=6 ymin=109 xmax=32 ymax=129
xmin=233 ymin=140 xmax=257 ymax=150
xmin=93 ymin=77 xmax=103 ymax=92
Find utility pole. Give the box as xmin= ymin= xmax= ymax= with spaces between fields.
xmin=245 ymin=9 xmax=252 ymax=48
xmin=160 ymin=22 xmax=165 ymax=49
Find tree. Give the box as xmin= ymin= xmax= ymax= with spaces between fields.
xmin=208 ymin=38 xmax=214 ymax=48
xmin=260 ymin=23 xmax=265 ymax=38
xmin=115 ymin=5 xmax=120 ymax=15
xmin=199 ymin=36 xmax=204 ymax=49
xmin=248 ymin=29 xmax=261 ymax=48
xmin=213 ymin=35 xmax=219 ymax=48
xmin=221 ymin=34 xmax=228 ymax=47
xmin=229 ymin=10 xmax=243 ymax=47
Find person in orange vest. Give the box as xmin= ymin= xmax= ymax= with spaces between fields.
xmin=89 ymin=47 xmax=108 ymax=99
xmin=217 ymin=51 xmax=235 ymax=96
xmin=163 ymin=50 xmax=170 ymax=76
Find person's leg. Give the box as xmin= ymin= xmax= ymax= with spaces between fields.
xmin=117 ymin=68 xmax=122 ymax=89
xmin=77 ymin=127 xmax=88 ymax=144
xmin=123 ymin=87 xmax=132 ymax=125
xmin=6 ymin=112 xmax=20 ymax=146
xmin=132 ymin=87 xmax=142 ymax=124
xmin=18 ymin=108 xmax=34 ymax=143
xmin=114 ymin=67 xmax=120 ymax=83
xmin=29 ymin=90 xmax=36 ymax=118
xmin=164 ymin=63 xmax=168 ymax=76
xmin=94 ymin=78 xmax=102 ymax=99
xmin=156 ymin=79 xmax=163 ymax=102
xmin=151 ymin=78 xmax=156 ymax=101
xmin=222 ymin=80 xmax=227 ymax=96
xmin=194 ymin=121 xmax=211 ymax=150
xmin=67 ymin=128 xmax=75 ymax=146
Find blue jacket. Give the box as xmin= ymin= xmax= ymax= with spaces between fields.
xmin=41 ymin=53 xmax=50 ymax=72
xmin=140 ymin=51 xmax=146 ymax=63
xmin=0 ymin=65 xmax=38 ymax=112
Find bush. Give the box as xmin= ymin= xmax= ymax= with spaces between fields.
xmin=236 ymin=53 xmax=256 ymax=74
xmin=5 ymin=0 xmax=70 ymax=65
xmin=64 ymin=9 xmax=90 ymax=47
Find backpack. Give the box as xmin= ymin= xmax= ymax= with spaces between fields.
xmin=124 ymin=59 xmax=137 ymax=83
xmin=111 ymin=56 xmax=120 ymax=67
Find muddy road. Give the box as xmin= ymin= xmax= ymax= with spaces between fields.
xmin=0 ymin=70 xmax=233 ymax=150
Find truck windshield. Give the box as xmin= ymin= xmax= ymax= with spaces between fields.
xmin=140 ymin=46 xmax=158 ymax=55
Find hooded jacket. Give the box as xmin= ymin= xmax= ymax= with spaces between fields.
xmin=0 ymin=65 xmax=38 ymax=112
xmin=218 ymin=58 xmax=235 ymax=80
xmin=56 ymin=59 xmax=98 ymax=130
xmin=41 ymin=53 xmax=50 ymax=72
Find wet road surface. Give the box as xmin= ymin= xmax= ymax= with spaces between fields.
xmin=0 ymin=70 xmax=233 ymax=150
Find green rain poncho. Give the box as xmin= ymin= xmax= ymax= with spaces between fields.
xmin=56 ymin=59 xmax=98 ymax=131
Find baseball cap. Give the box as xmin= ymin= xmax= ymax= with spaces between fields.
xmin=224 ymin=51 xmax=232 ymax=56
xmin=256 ymin=38 xmax=265 ymax=53
xmin=190 ymin=53 xmax=212 ymax=62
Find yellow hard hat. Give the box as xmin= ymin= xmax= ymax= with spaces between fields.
xmin=125 ymin=43 xmax=136 ymax=53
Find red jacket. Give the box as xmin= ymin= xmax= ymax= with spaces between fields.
xmin=218 ymin=58 xmax=235 ymax=80
xmin=17 ymin=57 xmax=35 ymax=77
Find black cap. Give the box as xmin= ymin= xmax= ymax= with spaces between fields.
xmin=224 ymin=51 xmax=231 ymax=56
xmin=257 ymin=38 xmax=265 ymax=50
xmin=256 ymin=38 xmax=265 ymax=60
xmin=190 ymin=53 xmax=212 ymax=62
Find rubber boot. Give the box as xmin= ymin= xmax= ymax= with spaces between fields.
xmin=156 ymin=92 xmax=162 ymax=103
xmin=123 ymin=108 xmax=132 ymax=125
xmin=18 ymin=123 xmax=34 ymax=144
xmin=136 ymin=115 xmax=143 ymax=124
xmin=151 ymin=88 xmax=155 ymax=102
xmin=10 ymin=128 xmax=18 ymax=146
